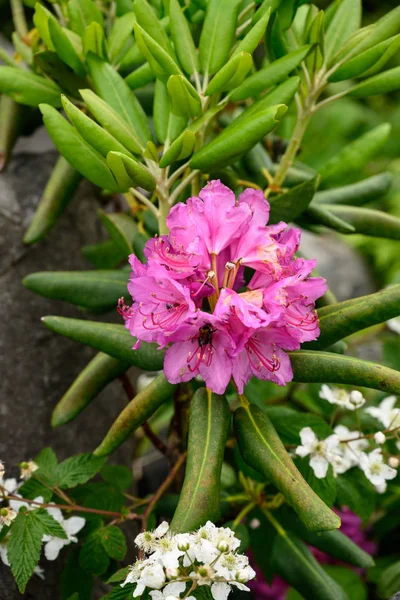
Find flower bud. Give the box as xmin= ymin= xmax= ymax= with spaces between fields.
xmin=389 ymin=457 xmax=399 ymax=468
xmin=249 ymin=518 xmax=260 ymax=530
xmin=217 ymin=540 xmax=230 ymax=552
xmin=236 ymin=569 xmax=250 ymax=583
xmin=374 ymin=432 xmax=386 ymax=445
xmin=177 ymin=541 xmax=190 ymax=551
xmin=166 ymin=567 xmax=179 ymax=580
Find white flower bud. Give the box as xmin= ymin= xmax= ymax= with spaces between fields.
xmin=249 ymin=518 xmax=260 ymax=530
xmin=166 ymin=567 xmax=179 ymax=580
xmin=374 ymin=432 xmax=386 ymax=445
xmin=177 ymin=541 xmax=190 ymax=551
xmin=217 ymin=540 xmax=230 ymax=552
xmin=389 ymin=457 xmax=399 ymax=468
xmin=236 ymin=569 xmax=250 ymax=583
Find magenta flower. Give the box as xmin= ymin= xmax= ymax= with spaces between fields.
xmin=119 ymin=180 xmax=326 ymax=394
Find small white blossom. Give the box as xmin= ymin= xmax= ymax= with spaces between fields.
xmin=249 ymin=518 xmax=260 ymax=530
xmin=0 ymin=478 xmax=18 ymax=501
xmin=135 ymin=521 xmax=170 ymax=553
xmin=43 ymin=506 xmax=85 ymax=560
xmin=332 ymin=426 xmax=368 ymax=475
xmin=374 ymin=432 xmax=386 ymax=445
xmin=295 ymin=427 xmax=340 ymax=478
xmin=150 ymin=582 xmax=189 ymax=600
xmin=359 ymin=449 xmax=397 ymax=492
xmin=387 ymin=317 xmax=400 ymax=334
xmin=319 ymin=385 xmax=366 ymax=410
xmin=389 ymin=457 xmax=399 ymax=468
xmin=133 ymin=562 xmax=166 ymax=597
xmin=366 ymin=396 xmax=400 ymax=429
xmin=0 ymin=507 xmax=17 ymax=527
xmin=20 ymin=461 xmax=39 ymax=480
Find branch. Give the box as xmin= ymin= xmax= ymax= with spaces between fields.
xmin=130 ymin=187 xmax=159 ymax=216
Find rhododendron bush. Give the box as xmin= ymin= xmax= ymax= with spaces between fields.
xmin=2 ymin=0 xmax=400 ymax=598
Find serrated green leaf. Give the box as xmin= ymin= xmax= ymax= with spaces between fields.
xmin=80 ymin=530 xmax=110 ymax=575
xmin=268 ymin=176 xmax=318 ymax=224
xmin=107 ymin=583 xmax=135 ymax=599
xmin=101 ymin=465 xmax=133 ymax=492
xmin=8 ymin=511 xmax=46 ymax=593
xmin=67 ymin=0 xmax=104 ymax=36
xmin=107 ymin=566 xmax=131 ymax=583
xmin=325 ymin=0 xmax=361 ymax=63
xmin=35 ymin=509 xmax=68 ymax=539
xmin=61 ymin=548 xmax=93 ymax=600
xmin=0 ymin=67 xmax=62 ymax=107
xmin=169 ymin=0 xmax=199 ymax=75
xmin=314 ymin=173 xmax=392 ymax=206
xmin=101 ymin=526 xmax=127 ymax=560
xmin=57 ymin=453 xmax=106 ymax=489
xmin=199 ymin=0 xmax=242 ymax=75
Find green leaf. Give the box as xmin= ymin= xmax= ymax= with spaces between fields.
xmin=199 ymin=0 xmax=242 ymax=75
xmin=377 ymin=560 xmax=400 ymax=598
xmin=108 ymin=13 xmax=136 ymax=64
xmin=159 ymin=129 xmax=196 ymax=167
xmin=80 ymin=530 xmax=110 ymax=575
xmin=153 ymin=79 xmax=170 ymax=143
xmin=236 ymin=77 xmax=300 ymax=128
xmin=190 ymin=104 xmax=287 ymax=170
xmin=330 ymin=36 xmax=400 ymax=82
xmin=86 ymin=54 xmax=151 ymax=144
xmin=81 ymin=239 xmax=125 ymax=270
xmin=231 ymin=44 xmax=312 ymax=101
xmin=125 ymin=62 xmax=156 ymax=90
xmin=170 ymin=388 xmax=230 ymax=532
xmin=67 ymin=0 xmax=104 ymax=36
xmin=234 ymin=7 xmax=272 ymax=56
xmin=107 ymin=566 xmax=131 ymax=583
xmin=0 ymin=67 xmax=62 ymax=107
xmin=296 ymin=458 xmax=336 ymax=507
xmin=41 ymin=316 xmax=165 ymax=371
xmin=35 ymin=509 xmax=68 ymax=539
xmin=349 ymin=65 xmax=400 ymax=98
xmin=101 ymin=526 xmax=127 ymax=560
xmin=61 ymin=548 xmax=93 ymax=600
xmin=264 ymin=406 xmax=333 ymax=445
xmin=167 ymin=74 xmax=202 ymax=117
xmin=82 ymin=22 xmax=107 ymax=59
xmin=94 ymin=374 xmax=174 ymax=456
xmin=319 ymin=123 xmax=391 ymax=186
xmin=107 ymin=151 xmax=156 ymax=191
xmin=289 ymin=350 xmax=400 ymax=395
xmin=34 ymin=51 xmax=87 ymax=97
xmin=133 ymin=0 xmax=174 ymax=55
xmin=107 ymin=584 xmax=135 ymax=600
xmin=328 ymin=205 xmax=400 ymax=239
xmin=57 ymin=453 xmax=106 ymax=488
xmin=169 ymin=0 xmax=199 ymax=75
xmin=324 ymin=566 xmax=367 ymax=600
xmin=8 ymin=510 xmax=46 ymax=593
xmin=33 ymin=3 xmax=57 ymax=50
xmin=268 ymin=176 xmax=318 ymax=224
xmin=205 ymin=52 xmax=253 ymax=95
xmin=18 ymin=447 xmax=58 ymax=500
xmin=52 ymin=353 xmax=130 ymax=427
xmin=101 ymin=465 xmax=133 ymax=492
xmin=39 ymin=104 xmax=120 ymax=192
xmin=234 ymin=404 xmax=340 ymax=532
xmin=23 ymin=156 xmax=81 ymax=245
xmin=48 ymin=19 xmax=85 ymax=78
xmin=134 ymin=22 xmax=182 ymax=81
xmin=314 ymin=173 xmax=392 ymax=206
xmin=98 ymin=210 xmax=137 ymax=255
xmin=336 ymin=468 xmax=376 ymax=521
xmin=305 ymin=204 xmax=355 ymax=234
xmin=350 ymin=5 xmax=400 ymax=56
xmin=325 ymin=0 xmax=361 ymax=63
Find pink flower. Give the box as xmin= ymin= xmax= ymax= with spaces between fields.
xmin=120 ymin=180 xmax=326 ymax=394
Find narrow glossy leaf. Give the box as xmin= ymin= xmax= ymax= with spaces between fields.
xmin=23 ymin=157 xmax=81 ymax=246
xmin=231 ymin=44 xmax=312 ymax=101
xmin=133 ymin=22 xmax=182 ymax=80
xmin=169 ymin=0 xmax=199 ymax=75
xmin=86 ymin=54 xmax=151 ymax=144
xmin=170 ymin=388 xmax=230 ymax=532
xmin=361 ymin=35 xmax=400 ymax=78
xmin=23 ymin=269 xmax=129 ymax=312
xmin=325 ymin=0 xmax=361 ymax=63
xmin=52 ymin=353 xmax=130 ymax=427
xmin=107 ymin=151 xmax=156 ymax=191
xmin=120 ymin=42 xmax=146 ymax=72
xmin=94 ymin=374 xmax=174 ymax=456
xmin=0 ymin=67 xmax=62 ymax=107
xmin=272 ymin=532 xmax=348 ymax=600
xmin=268 ymin=176 xmax=318 ymax=224
xmin=34 ymin=51 xmax=87 ymax=97
xmin=0 ymin=96 xmax=23 ymax=171
xmin=314 ymin=173 xmax=392 ymax=206
xmin=82 ymin=239 xmax=125 ymax=270
xmin=159 ymin=129 xmax=196 ymax=167
xmin=351 ymin=5 xmax=400 ymax=55
xmin=67 ymin=0 xmax=104 ymax=36
xmin=125 ymin=62 xmax=155 ymax=90
xmin=306 ymin=204 xmax=355 ymax=234
xmin=234 ymin=7 xmax=271 ymax=56
xmin=82 ymin=22 xmax=107 ymax=59
xmin=319 ymin=124 xmax=391 ymax=186
xmin=306 ymin=10 xmax=325 ymax=72
xmin=377 ymin=560 xmax=400 ymax=599
xmin=48 ymin=20 xmax=85 ymax=77
xmin=289 ymin=350 xmax=400 ymax=395
xmin=62 ymin=95 xmax=133 ymax=158
xmin=326 ymin=205 xmax=400 ymax=240
xmin=39 ymin=104 xmax=120 ymax=192
xmin=190 ymin=104 xmax=287 ymax=170
xmin=33 ymin=3 xmax=56 ymax=50
xmin=41 ymin=316 xmax=165 ymax=371
xmin=133 ymin=0 xmax=174 ymax=55
xmin=349 ymin=66 xmax=400 ymax=98
xmin=236 ymin=77 xmax=300 ymax=126
xmin=107 ymin=13 xmax=136 ymax=65
xmin=205 ymin=52 xmax=253 ymax=95
xmin=330 ymin=36 xmax=400 ymax=82
xmin=153 ymin=79 xmax=170 ymax=143
xmin=167 ymin=74 xmax=202 ymax=117
xmin=199 ymin=0 xmax=242 ymax=75
xmin=98 ymin=211 xmax=137 ymax=255
xmin=234 ymin=404 xmax=340 ymax=531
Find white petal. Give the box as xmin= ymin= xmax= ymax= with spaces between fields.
xmin=0 ymin=544 xmax=9 ymax=566
xmin=45 ymin=506 xmax=63 ymax=523
xmin=155 ymin=521 xmax=169 ymax=537
xmin=325 ymin=434 xmax=340 ymax=453
xmin=381 ymin=464 xmax=397 ymax=481
xmin=65 ymin=516 xmax=86 ymax=536
xmin=211 ymin=582 xmax=231 ymax=600
xmin=319 ymin=385 xmax=334 ymax=402
xmin=309 ymin=455 xmax=329 ymax=479
xmin=299 ymin=427 xmax=317 ymax=448
xmin=133 ymin=583 xmax=146 ymax=597
xmin=163 ymin=582 xmax=186 ymax=597
xmin=375 ymin=482 xmax=387 ymax=494
xmin=149 ymin=591 xmax=163 ymax=600
xmin=380 ymin=396 xmax=397 ymax=412
xmin=295 ymin=445 xmax=310 ymax=458
xmin=44 ymin=537 xmax=66 ymax=561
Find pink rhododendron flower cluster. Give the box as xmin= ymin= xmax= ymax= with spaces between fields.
xmin=119 ymin=180 xmax=327 ymax=394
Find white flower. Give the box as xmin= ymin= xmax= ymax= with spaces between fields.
xmin=0 ymin=507 xmax=17 ymax=527
xmin=389 ymin=457 xmax=399 ymax=468
xmin=374 ymin=432 xmax=386 ymax=445
xmin=0 ymin=478 xmax=18 ymax=501
xmin=211 ymin=582 xmax=231 ymax=600
xmin=319 ymin=385 xmax=365 ymax=410
xmin=366 ymin=396 xmax=400 ymax=429
xmin=135 ymin=521 xmax=170 ymax=553
xmin=20 ymin=461 xmax=39 ymax=480
xmin=0 ymin=535 xmax=10 ymax=566
xmin=295 ymin=427 xmax=340 ymax=478
xmin=150 ymin=581 xmax=187 ymax=600
xmin=332 ymin=425 xmax=368 ymax=475
xmin=359 ymin=449 xmax=397 ymax=491
xmin=43 ymin=506 xmax=85 ymax=560
xmin=133 ymin=562 xmax=166 ymax=597
xmin=387 ymin=317 xmax=400 ymax=334
xmin=8 ymin=494 xmax=43 ymax=513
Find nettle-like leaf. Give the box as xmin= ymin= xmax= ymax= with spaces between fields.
xmin=56 ymin=453 xmax=107 ymax=489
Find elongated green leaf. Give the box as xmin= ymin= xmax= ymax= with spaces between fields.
xmin=234 ymin=404 xmax=340 ymax=531
xmin=231 ymin=45 xmax=312 ymax=101
xmin=325 ymin=0 xmax=361 ymax=63
xmin=190 ymin=104 xmax=287 ymax=170
xmin=0 ymin=96 xmax=21 ymax=171
xmin=108 ymin=152 xmax=156 ymax=191
xmin=82 ymin=239 xmax=125 ymax=270
xmin=52 ymin=353 xmax=130 ymax=426
xmin=160 ymin=129 xmax=196 ymax=167
xmin=86 ymin=54 xmax=151 ymax=144
xmin=48 ymin=20 xmax=85 ymax=77
xmin=349 ymin=66 xmax=400 ymax=98
xmin=82 ymin=22 xmax=107 ymax=59
xmin=0 ymin=67 xmax=62 ymax=107
xmin=41 ymin=316 xmax=165 ymax=370
xmin=167 ymin=74 xmax=202 ymax=117
xmin=125 ymin=62 xmax=155 ymax=90
xmin=133 ymin=0 xmax=174 ymax=55
xmin=23 ymin=269 xmax=129 ymax=312
xmin=169 ymin=0 xmax=199 ymax=75
xmin=62 ymin=95 xmax=133 ymax=159
xmin=326 ymin=205 xmax=400 ymax=239
xmin=134 ymin=22 xmax=182 ymax=80
xmin=236 ymin=77 xmax=300 ymax=127
xmin=199 ymin=0 xmax=242 ymax=75
xmin=205 ymin=52 xmax=253 ymax=95
xmin=289 ymin=350 xmax=400 ymax=395
xmin=234 ymin=7 xmax=271 ymax=56
xmin=170 ymin=388 xmax=230 ymax=532
xmin=94 ymin=374 xmax=174 ymax=456
xmin=67 ymin=0 xmax=103 ymax=36
xmin=377 ymin=560 xmax=400 ymax=599
xmin=272 ymin=532 xmax=348 ymax=600
xmin=80 ymin=89 xmax=143 ymax=155
xmin=154 ymin=79 xmax=170 ymax=143
xmin=306 ymin=204 xmax=355 ymax=234
xmin=330 ymin=36 xmax=400 ymax=82
xmin=39 ymin=104 xmax=120 ymax=191
xmin=33 ymin=3 xmax=56 ymax=50
xmin=269 ymin=176 xmax=318 ymax=224
xmin=351 ymin=5 xmax=400 ymax=55
xmin=98 ymin=211 xmax=137 ymax=255
xmin=107 ymin=13 xmax=135 ymax=64
xmin=319 ymin=124 xmax=391 ymax=186
xmin=314 ymin=173 xmax=392 ymax=206
xmin=34 ymin=51 xmax=87 ymax=97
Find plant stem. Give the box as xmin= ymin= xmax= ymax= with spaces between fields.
xmin=10 ymin=0 xmax=28 ymax=38
xmin=0 ymin=46 xmax=21 ymax=68
xmin=158 ymin=197 xmax=170 ymax=235
xmin=260 ymin=505 xmax=286 ymax=536
xmin=3 ymin=492 xmax=126 ymax=518
xmin=232 ymin=501 xmax=256 ymax=529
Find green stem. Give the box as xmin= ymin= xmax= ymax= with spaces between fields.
xmin=158 ymin=197 xmax=170 ymax=235
xmin=232 ymin=501 xmax=256 ymax=529
xmin=0 ymin=46 xmax=21 ymax=68
xmin=261 ymin=505 xmax=286 ymax=536
xmin=10 ymin=0 xmax=28 ymax=38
